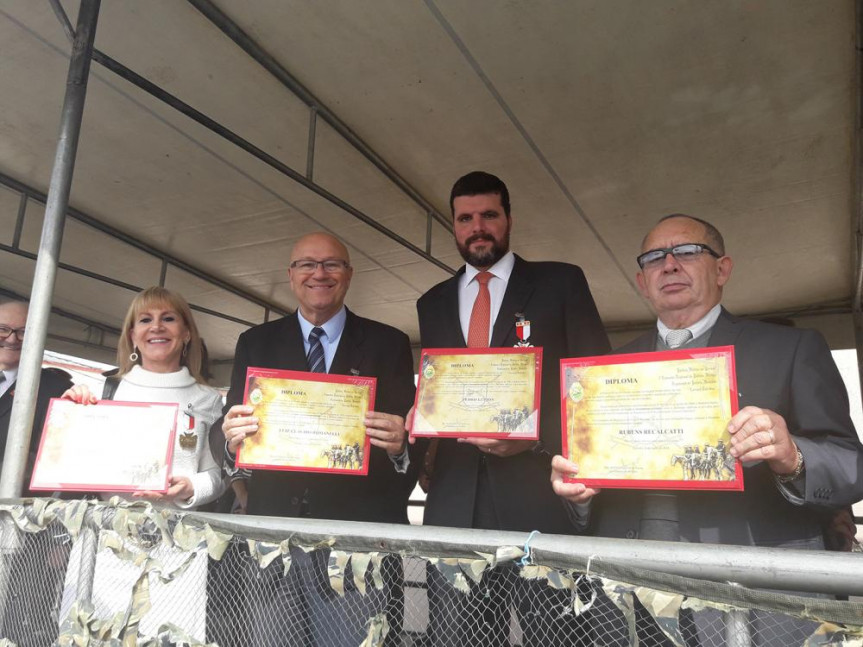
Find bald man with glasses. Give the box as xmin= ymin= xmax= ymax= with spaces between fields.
xmin=210 ymin=232 xmax=420 ymax=647
xmin=552 ymin=214 xmax=863 ymax=644
xmin=0 ymin=299 xmax=72 ymax=496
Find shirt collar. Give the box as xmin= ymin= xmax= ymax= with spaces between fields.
xmin=464 ymin=251 xmax=515 ymax=284
xmin=657 ymin=303 xmax=722 ymax=342
xmin=0 ymin=367 xmax=17 ymax=384
xmin=297 ymin=306 xmax=347 ymax=341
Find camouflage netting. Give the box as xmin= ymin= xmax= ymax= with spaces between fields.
xmin=0 ymin=499 xmax=861 ymax=646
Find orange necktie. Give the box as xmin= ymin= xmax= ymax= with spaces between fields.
xmin=467 ymin=271 xmax=493 ymax=348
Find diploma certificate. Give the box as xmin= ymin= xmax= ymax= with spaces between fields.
xmin=237 ymin=367 xmax=376 ymax=475
xmin=412 ymin=348 xmax=541 ymax=439
xmin=30 ymin=399 xmax=178 ymax=492
xmin=560 ymin=347 xmax=742 ymax=490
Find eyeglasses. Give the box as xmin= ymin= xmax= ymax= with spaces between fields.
xmin=0 ymin=325 xmax=25 ymax=340
xmin=637 ymin=243 xmax=721 ymax=270
xmin=289 ymin=259 xmax=351 ymax=274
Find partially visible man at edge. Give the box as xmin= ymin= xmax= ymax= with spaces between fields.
xmin=210 ymin=232 xmax=421 ymax=647
xmin=0 ymin=299 xmax=72 ymax=496
xmin=552 ymin=214 xmax=863 ymax=641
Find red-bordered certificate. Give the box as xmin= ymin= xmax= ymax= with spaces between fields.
xmin=237 ymin=367 xmax=376 ymax=475
xmin=411 ymin=347 xmax=542 ymax=439
xmin=30 ymin=399 xmax=178 ymax=493
xmin=560 ymin=347 xmax=742 ymax=490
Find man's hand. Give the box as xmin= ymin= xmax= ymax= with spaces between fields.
xmin=727 ymin=406 xmax=799 ymax=475
xmin=550 ymin=455 xmax=601 ymax=504
xmin=365 ymin=411 xmax=407 ymax=455
xmin=231 ymin=479 xmax=248 ymax=515
xmin=458 ymin=437 xmax=534 ymax=458
xmin=222 ymin=404 xmax=259 ymax=452
xmin=61 ymin=384 xmax=97 ymax=405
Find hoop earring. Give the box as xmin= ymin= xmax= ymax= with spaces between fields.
xmin=182 ymin=342 xmax=189 ymax=358
xmin=129 ymin=347 xmax=139 ymax=362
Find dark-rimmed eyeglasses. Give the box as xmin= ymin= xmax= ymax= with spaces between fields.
xmin=290 ymin=259 xmax=351 ymax=273
xmin=637 ymin=243 xmax=721 ymax=270
xmin=0 ymin=325 xmax=25 ymax=340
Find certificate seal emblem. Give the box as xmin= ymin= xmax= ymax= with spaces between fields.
xmin=249 ymin=388 xmax=263 ymax=405
xmin=423 ymin=364 xmax=435 ymax=379
xmin=568 ymin=381 xmax=584 ymax=403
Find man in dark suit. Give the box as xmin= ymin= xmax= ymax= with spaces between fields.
xmin=552 ymin=214 xmax=863 ymax=645
xmin=0 ymin=299 xmax=73 ymax=647
xmin=415 ymin=171 xmax=609 ymax=645
xmin=0 ymin=299 xmax=72 ymax=497
xmin=212 ymin=232 xmax=419 ymax=646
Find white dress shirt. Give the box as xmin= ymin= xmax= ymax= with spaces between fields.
xmin=458 ymin=251 xmax=516 ymax=345
xmin=656 ymin=303 xmax=721 ymax=346
xmin=297 ymin=307 xmax=347 ymax=372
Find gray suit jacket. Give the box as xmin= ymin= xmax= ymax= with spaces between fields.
xmin=591 ymin=308 xmax=863 ymax=548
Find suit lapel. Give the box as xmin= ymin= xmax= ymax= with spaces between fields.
xmin=330 ymin=309 xmax=363 ymax=376
xmin=0 ymin=383 xmax=15 ymax=419
xmin=491 ymin=256 xmax=535 ymax=347
xmin=439 ymin=271 xmax=468 ymax=347
xmin=706 ymin=308 xmax=744 ymax=347
xmin=273 ymin=314 xmax=309 ymax=371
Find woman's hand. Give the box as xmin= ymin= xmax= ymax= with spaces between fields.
xmin=61 ymin=384 xmax=97 ymax=405
xmin=133 ymin=476 xmax=194 ymax=503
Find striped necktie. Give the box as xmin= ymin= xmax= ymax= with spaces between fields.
xmin=307 ymin=327 xmax=326 ymax=373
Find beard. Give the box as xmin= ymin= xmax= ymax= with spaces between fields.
xmin=456 ymin=231 xmax=510 ymax=268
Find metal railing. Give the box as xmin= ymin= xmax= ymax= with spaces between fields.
xmin=1 ymin=498 xmax=861 ymax=647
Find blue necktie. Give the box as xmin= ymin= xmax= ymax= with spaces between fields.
xmin=307 ymin=327 xmax=326 ymax=373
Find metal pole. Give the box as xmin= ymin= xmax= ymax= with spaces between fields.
xmin=0 ymin=0 xmax=101 ymax=498
xmin=306 ymin=107 xmax=317 ymax=181
xmin=725 ymin=609 xmax=752 ymax=647
xmin=192 ymin=513 xmax=863 ymax=596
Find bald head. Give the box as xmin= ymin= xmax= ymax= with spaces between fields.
xmin=288 ymin=232 xmax=354 ymax=325
xmin=0 ymin=300 xmax=28 ymax=371
xmin=290 ymin=232 xmax=351 ymax=265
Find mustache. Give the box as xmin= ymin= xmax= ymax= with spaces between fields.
xmin=0 ymin=341 xmax=22 ymax=351
xmin=465 ymin=233 xmax=495 ymax=246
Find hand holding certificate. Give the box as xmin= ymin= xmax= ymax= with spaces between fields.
xmin=560 ymin=347 xmax=742 ymax=490
xmin=237 ymin=367 xmax=376 ymax=475
xmin=30 ymin=399 xmax=178 ymax=493
xmin=411 ymin=348 xmax=541 ymax=440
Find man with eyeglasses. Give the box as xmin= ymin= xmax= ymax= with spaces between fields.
xmin=0 ymin=299 xmax=72 ymax=496
xmin=211 ymin=232 xmax=419 ymax=646
xmin=552 ymin=214 xmax=863 ymax=642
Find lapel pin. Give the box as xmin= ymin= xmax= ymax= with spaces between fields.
xmin=514 ymin=312 xmax=533 ymax=347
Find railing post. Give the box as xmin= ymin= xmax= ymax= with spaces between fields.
xmin=0 ymin=0 xmax=101 ymax=498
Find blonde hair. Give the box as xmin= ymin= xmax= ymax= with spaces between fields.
xmin=117 ymin=287 xmax=207 ymax=383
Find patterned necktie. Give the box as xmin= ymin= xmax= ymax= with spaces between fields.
xmin=467 ymin=271 xmax=493 ymax=348
xmin=307 ymin=327 xmax=326 ymax=373
xmin=665 ymin=328 xmax=694 ymax=349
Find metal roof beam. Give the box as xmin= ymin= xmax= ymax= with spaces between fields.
xmin=186 ymin=0 xmax=453 ymax=234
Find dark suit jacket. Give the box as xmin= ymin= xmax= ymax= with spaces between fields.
xmin=592 ymin=308 xmax=863 ymax=548
xmin=213 ymin=309 xmax=419 ymax=523
xmin=0 ymin=369 xmax=73 ymax=496
xmin=417 ymin=255 xmax=610 ymax=533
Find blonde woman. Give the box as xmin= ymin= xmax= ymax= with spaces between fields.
xmin=62 ymin=286 xmax=224 ymax=508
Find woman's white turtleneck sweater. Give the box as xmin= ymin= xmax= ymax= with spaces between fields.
xmin=112 ymin=365 xmax=224 ymax=509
